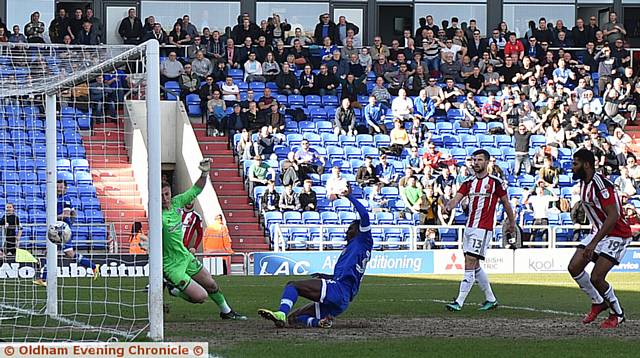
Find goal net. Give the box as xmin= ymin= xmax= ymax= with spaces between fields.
xmin=0 ymin=41 xmax=163 ymax=342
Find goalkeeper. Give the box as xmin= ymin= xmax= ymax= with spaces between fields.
xmin=162 ymin=158 xmax=246 ymax=320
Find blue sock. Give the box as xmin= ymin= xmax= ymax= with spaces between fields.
xmin=278 ymin=284 xmax=298 ymax=315
xmin=296 ymin=314 xmax=319 ymax=327
xmin=75 ymin=253 xmax=96 ymax=269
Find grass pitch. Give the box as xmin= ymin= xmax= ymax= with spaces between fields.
xmin=164 ymin=273 xmax=640 ymax=357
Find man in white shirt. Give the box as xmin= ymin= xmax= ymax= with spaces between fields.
xmin=221 ymin=76 xmax=240 ymax=106
xmin=244 ymin=52 xmax=265 ymax=82
xmin=440 ymin=39 xmax=466 ymax=62
xmin=326 ymin=166 xmax=348 ymax=200
xmin=524 ymin=184 xmax=558 ymax=242
xmin=391 ymin=88 xmax=414 ymax=121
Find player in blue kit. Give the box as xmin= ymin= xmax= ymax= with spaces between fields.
xmin=33 ymin=180 xmax=99 ymax=286
xmin=258 ymin=184 xmax=372 ymax=328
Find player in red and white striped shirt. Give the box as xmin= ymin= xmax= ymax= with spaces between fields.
xmin=444 ymin=149 xmax=515 ymax=312
xmin=568 ymin=149 xmax=630 ymax=328
xmin=181 ymin=202 xmax=204 ymax=253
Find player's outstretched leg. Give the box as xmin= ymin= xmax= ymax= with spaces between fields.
xmin=590 ymin=257 xmax=625 ymax=328
xmin=259 ymin=279 xmax=322 ymax=328
xmin=475 ymin=267 xmax=498 ymax=310
xmin=191 ymin=267 xmax=247 ymax=320
xmin=447 ymin=255 xmax=477 ymax=311
xmin=568 ymin=249 xmax=607 ymax=324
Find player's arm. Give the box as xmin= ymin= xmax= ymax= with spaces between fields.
xmin=173 ymin=159 xmax=211 ymax=208
xmin=344 ymin=186 xmax=370 ymax=232
xmin=500 ymin=194 xmax=516 ymax=234
xmin=444 ymin=192 xmax=464 ymax=215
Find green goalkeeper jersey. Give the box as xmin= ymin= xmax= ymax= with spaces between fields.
xmin=162 ymin=185 xmax=203 ymax=265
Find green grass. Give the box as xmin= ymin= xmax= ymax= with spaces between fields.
xmin=3 ymin=274 xmax=639 ymax=356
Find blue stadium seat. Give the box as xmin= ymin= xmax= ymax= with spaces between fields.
xmin=334 ymin=199 xmax=352 ymax=212
xmin=302 ymin=211 xmax=321 ymax=225
xmin=339 ymin=211 xmax=357 ymax=223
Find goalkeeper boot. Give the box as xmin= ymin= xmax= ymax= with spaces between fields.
xmin=220 ymin=310 xmax=247 ymax=321
xmin=582 ymin=302 xmax=608 ymax=324
xmin=445 ymin=301 xmax=462 ymax=312
xmin=33 ymin=279 xmax=47 ymax=287
xmin=93 ymin=264 xmax=100 ymax=280
xmin=600 ymin=312 xmax=625 ymax=329
xmin=479 ymin=300 xmax=498 ymax=311
xmin=258 ymin=309 xmax=287 ymax=328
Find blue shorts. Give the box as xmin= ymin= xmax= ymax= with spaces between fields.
xmin=62 ymin=236 xmax=75 ymax=252
xmin=314 ymin=279 xmax=350 ymax=319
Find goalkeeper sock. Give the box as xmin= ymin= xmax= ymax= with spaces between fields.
xmin=75 ymin=253 xmax=96 ymax=269
xmin=209 ymin=291 xmax=232 ymax=314
xmin=572 ymin=271 xmax=604 ymax=304
xmin=604 ymin=285 xmax=623 ymax=316
xmin=296 ymin=315 xmax=319 ymax=327
xmin=455 ymin=270 xmax=476 ymax=306
xmin=278 ymin=284 xmax=298 ymax=315
xmin=475 ymin=267 xmax=496 ymax=302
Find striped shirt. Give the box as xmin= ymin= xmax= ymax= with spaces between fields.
xmin=458 ymin=175 xmax=507 ymax=231
xmin=580 ymin=173 xmax=632 ymax=238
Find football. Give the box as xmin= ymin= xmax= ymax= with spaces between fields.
xmin=48 ymin=221 xmax=72 ymax=244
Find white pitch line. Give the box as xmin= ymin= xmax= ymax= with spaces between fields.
xmin=0 ymin=303 xmax=135 ymax=339
xmin=429 ymin=299 xmax=580 ymax=316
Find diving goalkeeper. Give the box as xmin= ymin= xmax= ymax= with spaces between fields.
xmin=162 ymin=158 xmax=246 ymax=320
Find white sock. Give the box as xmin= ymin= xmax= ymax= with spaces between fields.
xmin=572 ymin=271 xmax=604 ymax=304
xmin=604 ymin=285 xmax=623 ymax=316
xmin=455 ymin=270 xmax=476 ymax=306
xmin=475 ymin=267 xmax=496 ymax=302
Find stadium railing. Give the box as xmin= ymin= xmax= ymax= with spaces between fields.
xmin=272 ymin=223 xmax=640 ymax=252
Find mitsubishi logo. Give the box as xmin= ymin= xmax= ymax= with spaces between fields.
xmin=445 ymin=253 xmax=463 ymax=270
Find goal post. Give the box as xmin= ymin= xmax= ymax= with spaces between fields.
xmin=0 ymin=40 xmax=162 ymax=342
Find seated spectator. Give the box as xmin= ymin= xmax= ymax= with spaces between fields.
xmin=523 ymin=185 xmax=558 ymax=242
xmin=487 ymin=157 xmax=505 ymax=180
xmin=236 ymin=129 xmax=256 ymax=162
xmin=401 ymin=176 xmax=424 ymax=217
xmin=439 ymin=52 xmax=462 ymax=83
xmin=260 ymin=180 xmax=280 ymax=214
xmin=289 ymin=39 xmax=310 ymax=68
xmin=609 ymin=126 xmax=632 ymax=165
xmin=244 ymin=52 xmax=266 ymax=82
xmin=320 ymin=37 xmax=338 ymax=63
xmin=295 ymin=139 xmax=326 ymax=178
xmin=236 ymin=37 xmax=254 ymax=67
xmin=178 ymin=64 xmax=200 ymax=105
xmin=89 ymin=75 xmax=116 ymax=122
xmin=411 ymin=65 xmax=430 ymax=95
xmin=276 ymin=63 xmax=300 ymax=95
xmin=615 ymin=167 xmax=637 ymax=197
xmin=483 ymin=64 xmax=501 ymax=94
xmin=160 ymin=52 xmax=183 ymax=85
xmin=601 ymin=141 xmax=620 ymax=175
xmin=326 ymin=166 xmax=348 ymax=200
xmin=228 ymin=104 xmax=246 ymax=134
xmin=359 ymin=47 xmax=372 ymax=71
xmin=192 ymin=51 xmax=214 ymax=79
xmin=249 ymin=155 xmax=276 ymax=197
xmin=414 ymin=89 xmax=435 ymax=121
xmin=8 ymin=25 xmax=26 ymax=43
xmin=316 ymin=63 xmax=339 ymax=96
xmin=369 ymin=182 xmax=388 ymax=212
xmin=404 ymin=146 xmax=422 ymax=174
xmin=465 ymin=66 xmax=485 ymax=95
xmin=299 ymin=180 xmax=317 ymax=211
xmin=256 ymin=126 xmax=279 ymax=158
xmin=391 ymin=89 xmax=414 ymax=121
xmin=538 ymin=156 xmax=560 ymax=187
xmin=552 ymin=59 xmax=576 ymax=85
xmin=370 ymin=76 xmax=392 ymax=107
xmin=385 ymin=63 xmax=412 ymax=94
xmin=333 ymin=98 xmax=356 ymax=136
xmin=480 ymin=93 xmax=502 ymax=122
xmin=375 ymin=154 xmax=398 ymax=186
xmin=434 ymin=166 xmax=455 ymax=196
xmin=206 ymin=90 xmax=226 ymax=136
xmin=408 ymin=116 xmax=431 ymax=147
xmin=207 ymin=31 xmax=225 ymax=60
xmin=356 ymin=156 xmax=379 ymax=187
xmin=545 ymin=117 xmax=566 ymax=148
xmin=461 ymin=92 xmax=481 ymax=126
xmin=363 ymin=96 xmax=387 ymax=135
xmin=299 ymin=65 xmax=318 ymax=95
xmin=211 ymin=61 xmax=228 ymax=83
xmin=221 ymin=76 xmax=240 ymax=107
xmin=341 ymin=73 xmax=366 ymax=105
xmin=288 ymin=27 xmax=313 ymax=45
xmin=373 ymin=55 xmax=394 ymax=80
xmin=383 ymin=119 xmax=410 ymax=156
xmin=262 ymin=52 xmax=281 ymax=82
xmin=279 ymin=185 xmax=300 ymax=211
xmin=187 ymin=36 xmax=208 ymax=60
xmin=253 ymin=36 xmax=272 ymax=63
xmin=422 ymin=143 xmax=443 ymax=170
xmin=200 ymin=75 xmax=220 ymax=112
xmin=267 ymin=103 xmax=285 ymax=138
xmin=437 ymin=185 xmax=455 ymax=226
xmin=441 ymin=78 xmax=463 ymax=112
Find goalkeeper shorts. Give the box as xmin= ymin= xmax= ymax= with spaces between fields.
xmin=163 ymin=254 xmax=203 ymax=292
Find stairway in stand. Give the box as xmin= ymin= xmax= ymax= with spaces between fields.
xmin=83 ymin=120 xmax=148 ymax=250
xmin=192 ymin=123 xmax=269 ymax=256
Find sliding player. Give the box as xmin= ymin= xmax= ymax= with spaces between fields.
xmin=258 ymin=184 xmax=372 ymax=328
xmin=34 ymin=180 xmax=99 ymax=286
xmin=443 ymin=149 xmax=515 ymax=311
xmin=162 ymin=158 xmax=245 ymax=320
xmin=567 ymin=149 xmax=630 ymax=328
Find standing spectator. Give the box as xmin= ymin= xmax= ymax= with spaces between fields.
xmin=160 ymin=52 xmax=183 ymax=85
xmin=0 ymin=27 xmax=7 ymax=42
xmin=615 ymin=167 xmax=637 ymax=197
xmin=181 ymin=15 xmax=198 ymax=39
xmin=260 ymin=180 xmax=280 ymax=214
xmin=118 ymin=8 xmax=143 ymax=45
xmin=24 ymin=12 xmax=45 ymax=43
xmin=0 ymin=203 xmax=21 ymax=257
xmin=85 ymin=8 xmax=103 ymax=43
xmin=187 ymin=36 xmax=208 ymax=60
xmin=334 ymin=16 xmax=359 ymax=46
xmin=8 ymin=25 xmax=26 ymax=43
xmin=144 ymin=22 xmax=168 ymax=44
xmin=538 ymin=156 xmax=561 ymax=187
xmin=299 ymin=180 xmax=317 ymax=212
xmin=314 ymin=13 xmax=337 ymax=45
xmin=609 ymin=127 xmax=632 ymax=166
xmin=401 ymin=176 xmax=424 ymax=218
xmin=181 ymin=202 xmax=204 ymax=252
xmin=371 ymin=36 xmax=390 ymax=60
xmin=49 ymin=8 xmax=68 ymax=43
xmin=168 ymin=22 xmax=191 ymax=46
xmin=279 ymin=185 xmax=300 ymax=212
xmin=523 ymin=185 xmax=558 ymax=242
xmin=75 ymin=21 xmax=99 ymax=45
xmin=266 ymin=14 xmax=291 ymax=46
xmin=326 ymin=166 xmax=348 ymax=200
xmin=603 ymin=11 xmax=626 ymax=44
xmin=603 ymin=79 xmax=631 ymax=129
xmin=67 ymin=8 xmax=84 ymax=42
xmin=207 ymin=31 xmax=225 ymax=60
xmin=256 ymin=126 xmax=280 ymax=158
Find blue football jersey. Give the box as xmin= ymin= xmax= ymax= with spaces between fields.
xmin=332 ymin=195 xmax=373 ymax=301
xmin=57 ymin=194 xmax=73 ymax=225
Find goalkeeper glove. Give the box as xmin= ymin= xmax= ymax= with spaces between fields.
xmin=199 ymin=158 xmax=212 ymax=173
xmin=47 ymin=226 xmax=60 ymax=242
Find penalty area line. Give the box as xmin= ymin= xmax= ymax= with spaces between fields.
xmin=428 ymin=299 xmax=581 ymax=316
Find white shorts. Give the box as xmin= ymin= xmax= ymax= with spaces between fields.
xmin=462 ymin=228 xmax=492 ymax=260
xmin=579 ymin=234 xmax=631 ymax=265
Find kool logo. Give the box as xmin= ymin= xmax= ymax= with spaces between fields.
xmin=528 ymin=259 xmax=557 ymax=271
xmin=258 ymin=255 xmax=310 ymax=275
